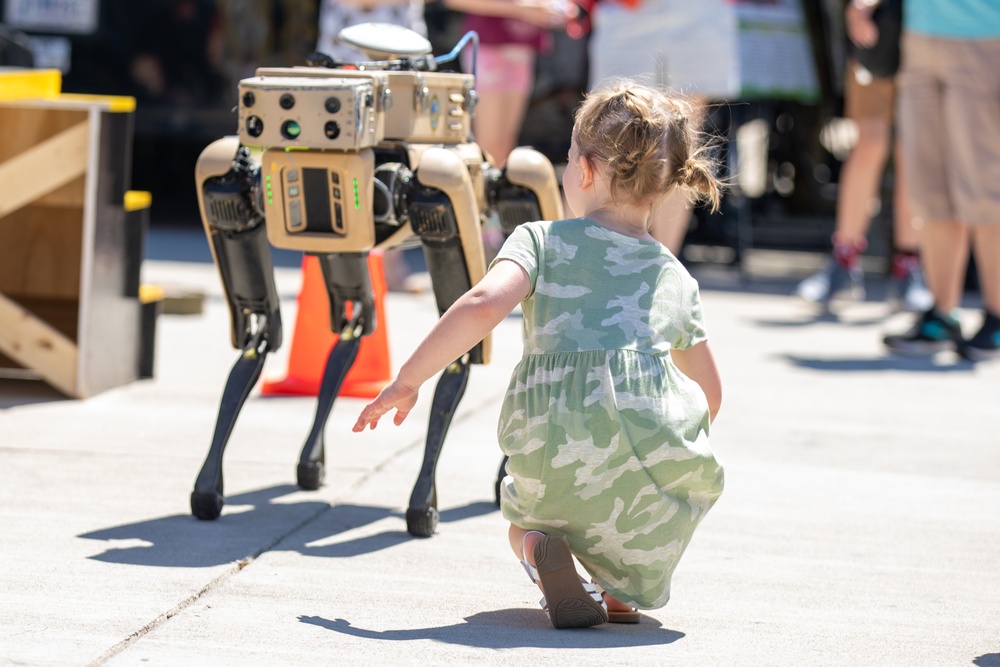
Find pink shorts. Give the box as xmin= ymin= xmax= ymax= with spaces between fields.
xmin=463 ymin=44 xmax=535 ymax=94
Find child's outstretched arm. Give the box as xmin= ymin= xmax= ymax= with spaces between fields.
xmin=671 ymin=341 xmax=723 ymax=422
xmin=352 ymin=259 xmax=530 ymax=431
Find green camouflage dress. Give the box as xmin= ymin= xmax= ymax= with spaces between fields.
xmin=491 ymin=218 xmax=725 ymax=609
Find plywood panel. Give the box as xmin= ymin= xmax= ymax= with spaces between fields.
xmin=0 ymin=120 xmax=89 ymax=219
xmin=0 ymin=292 xmax=78 ymax=396
xmin=0 ymin=207 xmax=83 ymax=299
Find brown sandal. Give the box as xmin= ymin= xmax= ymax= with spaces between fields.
xmin=531 ymin=535 xmax=608 ymax=629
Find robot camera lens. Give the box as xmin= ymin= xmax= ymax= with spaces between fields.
xmin=324 ymin=121 xmax=341 ymax=140
xmin=279 ymin=93 xmax=296 ymax=110
xmin=325 ymin=96 xmax=341 ymax=114
xmin=246 ymin=115 xmax=264 ymax=137
xmin=242 ymin=91 xmax=255 ymax=107
xmin=281 ymin=120 xmax=302 ymax=140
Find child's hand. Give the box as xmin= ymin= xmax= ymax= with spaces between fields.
xmin=352 ymin=380 xmax=419 ymax=431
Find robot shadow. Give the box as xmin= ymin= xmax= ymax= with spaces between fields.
xmin=298 ymin=610 xmax=685 ymax=649
xmin=79 ymin=484 xmax=497 ymax=568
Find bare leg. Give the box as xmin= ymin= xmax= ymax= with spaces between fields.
xmin=919 ymin=219 xmax=970 ymax=313
xmin=891 ymin=138 xmax=919 ymax=252
xmin=647 ymin=96 xmax=708 ymax=255
xmin=471 ymin=45 xmax=535 ymax=169
xmin=971 ymin=224 xmax=1000 ymax=314
xmin=648 ymin=189 xmax=692 ymax=255
xmin=835 ymin=115 xmax=892 ymax=245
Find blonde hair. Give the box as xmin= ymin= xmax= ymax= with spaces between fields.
xmin=572 ymin=82 xmax=722 ymax=215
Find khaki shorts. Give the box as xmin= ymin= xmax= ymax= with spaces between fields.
xmin=897 ymin=33 xmax=1000 ymax=225
xmin=844 ymin=59 xmax=895 ymax=122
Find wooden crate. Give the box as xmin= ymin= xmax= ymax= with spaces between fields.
xmin=0 ymin=81 xmax=146 ymax=398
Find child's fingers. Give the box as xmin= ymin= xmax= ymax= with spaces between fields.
xmin=352 ymin=401 xmax=385 ymax=432
xmin=392 ymin=408 xmax=410 ymax=426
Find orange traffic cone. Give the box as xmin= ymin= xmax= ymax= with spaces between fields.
xmin=261 ymin=251 xmax=391 ymax=399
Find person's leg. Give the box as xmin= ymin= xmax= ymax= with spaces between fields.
xmin=795 ymin=68 xmax=893 ymax=305
xmin=917 ymin=219 xmax=969 ymax=313
xmin=890 ymin=139 xmax=918 ymax=251
xmin=966 ymin=225 xmax=1000 ymax=357
xmin=971 ymin=225 xmax=1000 ymax=315
xmin=836 ymin=115 xmax=892 ymax=246
xmin=889 ymin=139 xmax=934 ymax=310
xmin=647 ymin=189 xmax=692 ymax=255
xmin=883 ymin=33 xmax=965 ymax=351
xmin=469 ymin=44 xmax=536 ymax=169
xmin=646 ymin=95 xmax=708 ymax=255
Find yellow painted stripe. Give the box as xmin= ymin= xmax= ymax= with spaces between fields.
xmin=0 ymin=69 xmax=62 ymax=101
xmin=124 ymin=190 xmax=152 ymax=212
xmin=56 ymin=93 xmax=136 ymax=112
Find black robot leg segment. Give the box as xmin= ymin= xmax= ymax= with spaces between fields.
xmin=297 ymin=252 xmax=375 ymax=491
xmin=403 ymin=146 xmax=488 ymax=537
xmin=191 ymin=140 xmax=283 ymax=520
xmin=191 ymin=323 xmax=269 ymax=520
xmin=406 ymin=356 xmax=471 ymax=537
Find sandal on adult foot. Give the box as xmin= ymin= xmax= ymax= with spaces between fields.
xmin=529 ymin=535 xmax=608 ymax=629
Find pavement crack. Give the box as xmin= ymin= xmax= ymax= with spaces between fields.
xmin=87 ymin=501 xmax=329 ymax=666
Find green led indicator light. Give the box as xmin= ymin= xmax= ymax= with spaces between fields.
xmin=353 ymin=178 xmax=360 ymax=209
xmin=265 ymin=175 xmax=271 ymax=181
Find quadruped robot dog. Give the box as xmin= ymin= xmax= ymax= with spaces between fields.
xmin=190 ymin=23 xmax=562 ymax=536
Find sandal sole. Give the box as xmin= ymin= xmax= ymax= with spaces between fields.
xmin=533 ymin=536 xmax=608 ymax=629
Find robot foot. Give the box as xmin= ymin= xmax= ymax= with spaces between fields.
xmin=297 ymin=461 xmax=326 ymax=491
xmin=191 ymin=490 xmax=225 ymax=521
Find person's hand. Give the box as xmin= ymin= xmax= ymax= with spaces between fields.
xmin=515 ymin=0 xmax=579 ymax=29
xmin=352 ymin=379 xmax=419 ymax=431
xmin=845 ymin=0 xmax=879 ymax=49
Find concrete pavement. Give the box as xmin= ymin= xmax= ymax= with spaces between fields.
xmin=2 ymin=227 xmax=999 ymax=666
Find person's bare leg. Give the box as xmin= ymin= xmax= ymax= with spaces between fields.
xmin=648 ymin=96 xmax=708 ymax=255
xmin=836 ymin=116 xmax=891 ymax=245
xmin=919 ymin=219 xmax=970 ymax=313
xmin=891 ymin=138 xmax=919 ymax=251
xmin=970 ymin=225 xmax=1000 ymax=315
xmin=648 ymin=189 xmax=692 ymax=255
xmin=473 ymin=87 xmax=532 ymax=169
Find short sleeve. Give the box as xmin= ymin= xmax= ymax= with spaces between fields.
xmin=489 ymin=223 xmax=540 ymax=297
xmin=674 ymin=278 xmax=708 ymax=350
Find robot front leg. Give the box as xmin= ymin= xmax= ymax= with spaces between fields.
xmin=296 ymin=252 xmax=375 ymax=490
xmin=402 ymin=147 xmax=489 ymax=537
xmin=191 ymin=138 xmax=282 ymax=520
xmin=191 ymin=320 xmax=269 ymax=520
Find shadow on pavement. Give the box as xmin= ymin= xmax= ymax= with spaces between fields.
xmin=79 ymin=486 xmax=498 ymax=568
xmin=0 ymin=378 xmax=69 ymax=409
xmin=974 ymin=655 xmax=1000 ymax=667
xmin=298 ymin=610 xmax=685 ymax=649
xmin=782 ymin=353 xmax=977 ymax=373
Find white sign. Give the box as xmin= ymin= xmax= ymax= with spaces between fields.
xmin=4 ymin=0 xmax=100 ymax=35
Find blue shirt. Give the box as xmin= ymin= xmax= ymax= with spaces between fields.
xmin=905 ymin=0 xmax=1000 ymax=39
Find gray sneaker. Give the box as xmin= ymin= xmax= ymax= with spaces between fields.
xmin=894 ymin=264 xmax=934 ymax=312
xmin=795 ymin=260 xmax=865 ymax=304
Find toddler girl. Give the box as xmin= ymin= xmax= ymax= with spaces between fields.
xmin=354 ymin=81 xmax=726 ymax=629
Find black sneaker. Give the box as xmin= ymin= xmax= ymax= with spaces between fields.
xmin=883 ymin=308 xmax=963 ymax=355
xmin=962 ymin=311 xmax=1000 ymax=361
